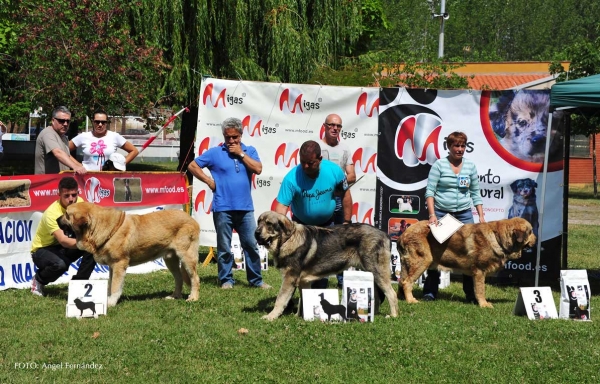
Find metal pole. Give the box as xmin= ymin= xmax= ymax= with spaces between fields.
xmin=438 ymin=0 xmax=446 ymax=58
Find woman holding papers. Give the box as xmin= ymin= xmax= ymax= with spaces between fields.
xmin=422 ymin=131 xmax=485 ymax=304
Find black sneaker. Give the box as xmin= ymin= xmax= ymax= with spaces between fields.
xmin=422 ymin=293 xmax=435 ymax=301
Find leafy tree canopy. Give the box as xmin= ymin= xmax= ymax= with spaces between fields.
xmin=9 ymin=0 xmax=167 ymax=121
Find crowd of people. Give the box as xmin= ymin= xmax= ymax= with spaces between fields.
xmin=24 ymin=107 xmax=485 ymax=307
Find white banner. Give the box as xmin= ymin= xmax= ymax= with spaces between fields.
xmin=193 ymin=79 xmax=380 ymax=246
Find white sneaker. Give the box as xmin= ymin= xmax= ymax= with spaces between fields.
xmin=31 ymin=277 xmax=44 ymax=297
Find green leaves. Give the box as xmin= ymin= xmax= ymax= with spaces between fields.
xmin=10 ymin=0 xmax=166 ymax=120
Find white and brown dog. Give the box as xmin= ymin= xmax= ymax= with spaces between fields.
xmin=490 ymin=90 xmax=563 ymax=163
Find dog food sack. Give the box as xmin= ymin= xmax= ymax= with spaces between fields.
xmin=559 ymin=270 xmax=591 ymax=321
xmin=390 ymin=242 xmax=401 ymax=284
xmin=342 ymin=271 xmax=374 ymax=322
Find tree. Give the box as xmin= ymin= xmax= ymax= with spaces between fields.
xmin=129 ymin=0 xmax=368 ymax=106
xmin=550 ymin=37 xmax=600 ymax=197
xmin=9 ymin=0 xmax=166 ymax=122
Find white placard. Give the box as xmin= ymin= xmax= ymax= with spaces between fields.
xmin=66 ymin=280 xmax=108 ymax=318
xmin=302 ymin=289 xmax=343 ymax=322
xmin=429 ymin=214 xmax=464 ymax=243
xmin=513 ymin=287 xmax=558 ymax=320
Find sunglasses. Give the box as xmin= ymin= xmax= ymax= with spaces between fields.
xmin=94 ymin=120 xmax=109 ymax=125
xmin=325 ymin=123 xmax=342 ymax=129
xmin=62 ymin=193 xmax=78 ymax=198
xmin=54 ymin=118 xmax=71 ymax=125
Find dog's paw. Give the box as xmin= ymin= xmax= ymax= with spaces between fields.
xmin=185 ymin=295 xmax=199 ymax=302
xmin=261 ymin=314 xmax=277 ymax=321
xmin=479 ymin=301 xmax=494 ymax=309
xmin=165 ymin=295 xmax=176 ymax=300
xmin=406 ymin=298 xmax=419 ymax=304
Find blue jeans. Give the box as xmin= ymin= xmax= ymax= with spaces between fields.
xmin=423 ymin=208 xmax=475 ymax=300
xmin=213 ymin=210 xmax=264 ymax=287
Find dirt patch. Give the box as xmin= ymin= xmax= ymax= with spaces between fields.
xmin=568 ymin=204 xmax=600 ymax=225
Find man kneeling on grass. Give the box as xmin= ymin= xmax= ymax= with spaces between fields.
xmin=30 ymin=176 xmax=96 ymax=296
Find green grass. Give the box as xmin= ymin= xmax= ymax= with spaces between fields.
xmin=2 ymin=222 xmax=600 ymax=383
xmin=0 ymin=174 xmax=597 ymax=383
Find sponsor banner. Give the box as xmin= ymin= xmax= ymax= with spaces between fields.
xmin=1 ymin=175 xmax=185 ymax=288
xmin=0 ymin=172 xmax=188 ymax=213
xmin=375 ymin=88 xmax=564 ymax=282
xmin=194 ymin=79 xmax=379 ymax=246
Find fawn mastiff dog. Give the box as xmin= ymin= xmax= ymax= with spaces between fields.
xmin=58 ymin=202 xmax=200 ymax=307
xmin=398 ymin=217 xmax=536 ymax=308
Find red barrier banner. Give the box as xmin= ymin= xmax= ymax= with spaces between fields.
xmin=0 ymin=172 xmax=188 ymax=213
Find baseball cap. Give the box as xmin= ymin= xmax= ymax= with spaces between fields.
xmin=108 ymin=153 xmax=126 ymax=171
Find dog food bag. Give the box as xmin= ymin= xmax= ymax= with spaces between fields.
xmin=559 ymin=270 xmax=591 ymax=321
xmin=342 ymin=270 xmax=375 ymax=322
xmin=390 ymin=242 xmax=401 ymax=284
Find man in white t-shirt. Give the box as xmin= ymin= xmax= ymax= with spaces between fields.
xmin=319 ymin=113 xmax=356 ymax=288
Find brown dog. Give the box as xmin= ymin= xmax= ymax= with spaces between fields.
xmin=397 ymin=217 xmax=536 ymax=308
xmin=58 ymin=202 xmax=200 ymax=307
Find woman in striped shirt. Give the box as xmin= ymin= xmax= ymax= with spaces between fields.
xmin=422 ymin=131 xmax=485 ymax=304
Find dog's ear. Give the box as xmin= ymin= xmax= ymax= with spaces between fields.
xmin=531 ymin=179 xmax=538 ymax=188
xmin=489 ymin=91 xmax=515 ymax=138
xmin=512 ymin=227 xmax=525 ymax=244
xmin=279 ymin=214 xmax=295 ymax=238
xmin=510 ymin=180 xmax=519 ymax=193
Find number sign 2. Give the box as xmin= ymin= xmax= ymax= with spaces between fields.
xmin=66 ymin=280 xmax=108 ymax=318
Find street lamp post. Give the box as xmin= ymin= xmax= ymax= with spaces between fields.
xmin=429 ymin=0 xmax=449 ymax=58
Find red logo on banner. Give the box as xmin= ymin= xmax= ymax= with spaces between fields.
xmin=352 ymin=147 xmax=377 ymax=174
xmin=241 ymin=115 xmax=262 ymax=137
xmin=202 ymin=83 xmax=227 ymax=108
xmin=356 ymin=91 xmax=379 ymax=118
xmin=279 ymin=88 xmax=303 ymax=114
xmin=197 ymin=137 xmax=221 ymax=156
xmin=194 ymin=188 xmax=213 ymax=214
xmin=395 ymin=114 xmax=442 ymax=167
xmin=84 ymin=176 xmax=110 ymax=203
xmin=352 ymin=202 xmax=374 ymax=225
xmin=274 ymin=143 xmax=299 ymax=168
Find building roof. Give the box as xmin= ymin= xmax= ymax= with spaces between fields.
xmin=452 ymin=61 xmax=570 ymax=90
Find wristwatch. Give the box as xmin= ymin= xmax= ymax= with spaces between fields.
xmin=239 ymin=153 xmax=245 ymax=159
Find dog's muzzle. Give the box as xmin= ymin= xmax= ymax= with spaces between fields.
xmin=254 ymin=229 xmax=270 ymax=247
xmin=57 ymin=217 xmax=76 ymax=239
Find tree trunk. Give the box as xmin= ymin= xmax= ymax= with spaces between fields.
xmin=593 ymin=132 xmax=597 ymax=198
xmin=178 ymin=106 xmax=198 ymax=184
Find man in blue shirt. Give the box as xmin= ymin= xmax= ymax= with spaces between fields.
xmin=274 ymin=140 xmax=352 ymax=288
xmin=188 ymin=117 xmax=270 ymax=290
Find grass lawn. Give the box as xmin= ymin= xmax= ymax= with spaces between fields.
xmin=1 ymin=174 xmax=598 ymax=382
